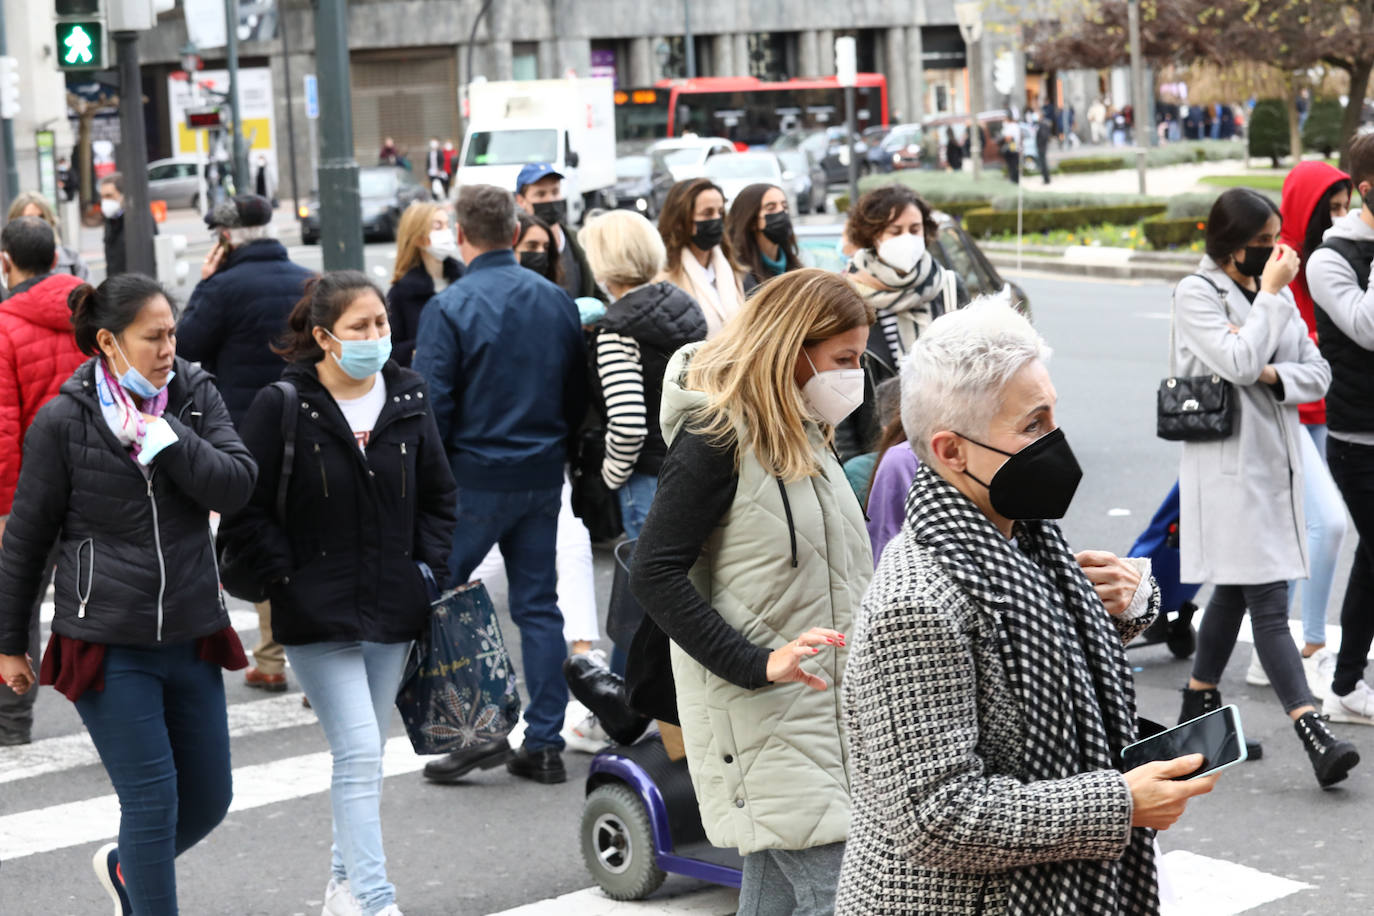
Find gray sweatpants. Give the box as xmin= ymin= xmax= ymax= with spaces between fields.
xmin=737 ymin=841 xmax=845 ymax=916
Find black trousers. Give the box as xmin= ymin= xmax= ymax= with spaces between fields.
xmin=1328 ymin=437 xmax=1374 ymax=697
xmin=0 ymin=552 xmax=55 ymax=741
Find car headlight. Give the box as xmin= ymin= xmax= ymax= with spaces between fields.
xmin=892 ymin=153 xmax=902 ymax=164
xmin=297 ymin=205 xmax=310 ymax=219
xmin=635 ymin=197 xmax=648 ymax=211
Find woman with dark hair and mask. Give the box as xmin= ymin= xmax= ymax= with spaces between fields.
xmin=1172 ymin=187 xmax=1356 ymax=788
xmin=656 ymin=177 xmax=745 ymax=336
xmin=514 ymin=211 xmax=565 ymax=288
xmin=724 ymin=182 xmax=804 ymax=293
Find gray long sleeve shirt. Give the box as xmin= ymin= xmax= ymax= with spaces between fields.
xmin=1306 ymin=209 xmax=1374 ymax=443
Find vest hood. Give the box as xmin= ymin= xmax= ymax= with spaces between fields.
xmin=1322 ymin=209 xmax=1374 ymax=244
xmin=660 ymin=341 xmax=710 ymax=448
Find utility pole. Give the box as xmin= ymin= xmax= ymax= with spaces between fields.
xmin=0 ymin=2 xmax=19 ymax=206
xmin=683 ymin=1 xmax=695 ymax=79
xmin=955 ymin=2 xmax=984 ymax=181
xmin=225 ymin=0 xmax=248 ymax=191
xmin=314 ymin=0 xmax=363 ymax=270
xmin=1128 ymin=0 xmax=1148 ymax=194
xmin=114 ymin=30 xmax=155 ymax=275
xmin=279 ymin=5 xmax=301 ymax=216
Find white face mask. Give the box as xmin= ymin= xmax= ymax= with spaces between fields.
xmin=877 ymin=232 xmax=925 ymax=275
xmin=801 ymin=349 xmax=865 ymax=427
xmin=430 ymin=141 xmax=440 ymax=150
xmin=426 ymin=228 xmax=458 ymax=258
xmin=100 ymin=198 xmax=122 ymax=219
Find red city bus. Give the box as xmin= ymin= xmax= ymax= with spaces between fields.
xmin=614 ymin=74 xmax=889 ymax=145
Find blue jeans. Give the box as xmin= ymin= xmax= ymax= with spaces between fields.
xmin=74 ymin=642 xmax=232 ymax=916
xmin=1289 ymin=424 xmax=1347 ymax=646
xmin=616 ymin=472 xmax=658 ymax=542
xmin=448 ymin=485 xmax=567 ymax=751
xmin=285 ymin=640 xmax=412 ymax=916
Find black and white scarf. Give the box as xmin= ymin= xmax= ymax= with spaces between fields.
xmin=847 ymin=247 xmax=946 ymax=360
xmin=906 ymin=465 xmax=1158 ymax=916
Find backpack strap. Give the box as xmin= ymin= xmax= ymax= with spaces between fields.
xmin=272 ymin=380 xmax=298 ymax=527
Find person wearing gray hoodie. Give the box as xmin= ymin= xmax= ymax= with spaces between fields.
xmin=1305 ymin=131 xmax=1374 ymax=726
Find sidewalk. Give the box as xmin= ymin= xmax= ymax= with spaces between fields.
xmin=78 ymin=204 xmax=303 ymax=268
xmin=1018 ymin=157 xmax=1264 ymax=199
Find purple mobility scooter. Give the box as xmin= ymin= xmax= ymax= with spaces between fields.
xmin=576 ymin=540 xmax=744 ymax=899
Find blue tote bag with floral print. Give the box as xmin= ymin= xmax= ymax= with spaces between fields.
xmin=396 ymin=576 xmax=521 ymax=754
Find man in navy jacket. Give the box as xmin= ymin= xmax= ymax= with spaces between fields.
xmin=414 ymin=183 xmax=587 ymax=786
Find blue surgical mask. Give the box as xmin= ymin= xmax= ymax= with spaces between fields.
xmin=325 ymin=329 xmax=392 ymax=380
xmin=111 ymin=337 xmax=173 ymax=399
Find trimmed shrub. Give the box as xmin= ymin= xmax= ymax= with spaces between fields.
xmin=1144 ymin=214 xmax=1208 ymax=250
xmin=988 ymin=191 xmax=1165 ymax=211
xmin=1248 ymin=99 xmax=1290 ymax=166
xmin=963 ymin=203 xmax=1167 ymax=236
xmin=930 ymin=198 xmax=991 ymax=217
xmin=1165 ymin=189 xmax=1279 ymax=220
xmin=1302 ymin=98 xmax=1344 ymax=158
xmin=856 ymin=170 xmax=1011 ymax=206
xmin=1057 ymin=155 xmax=1128 ymax=173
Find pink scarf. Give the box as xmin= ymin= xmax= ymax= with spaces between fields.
xmin=97 ymin=358 xmax=169 ymax=464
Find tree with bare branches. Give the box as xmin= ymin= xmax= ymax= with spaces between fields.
xmin=67 ymin=89 xmax=119 ymax=210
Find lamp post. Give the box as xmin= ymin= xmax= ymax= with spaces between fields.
xmin=954 ymin=1 xmax=984 ymax=181
xmin=1128 ymin=0 xmax=1148 ymax=194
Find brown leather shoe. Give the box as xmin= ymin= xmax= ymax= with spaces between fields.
xmin=244 ymin=668 xmax=288 ymax=692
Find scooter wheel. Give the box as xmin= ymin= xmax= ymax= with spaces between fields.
xmin=1166 ymin=621 xmax=1197 ymax=660
xmin=581 ymin=783 xmax=667 ymax=901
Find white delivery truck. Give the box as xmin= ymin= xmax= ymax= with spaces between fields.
xmin=458 ymin=78 xmax=616 ymax=224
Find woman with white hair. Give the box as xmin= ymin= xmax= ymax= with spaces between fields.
xmin=836 ymin=300 xmax=1220 ymax=916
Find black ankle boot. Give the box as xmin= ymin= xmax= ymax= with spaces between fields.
xmin=1179 ymin=686 xmax=1263 ymax=760
xmin=1294 ymin=712 xmax=1360 ymax=788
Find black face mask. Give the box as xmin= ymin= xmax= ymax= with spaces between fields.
xmin=959 ymin=427 xmax=1083 ymax=520
xmin=1236 ymin=245 xmax=1273 ymax=278
xmin=519 ymin=250 xmax=550 ymax=275
xmin=531 ymin=199 xmax=567 ymax=226
xmin=692 ymin=217 xmax=725 ymax=251
xmin=761 ymin=211 xmax=793 ymax=245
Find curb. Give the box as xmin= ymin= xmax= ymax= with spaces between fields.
xmin=985 ymin=251 xmax=1192 ymax=283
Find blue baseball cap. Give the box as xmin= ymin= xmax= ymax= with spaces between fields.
xmin=515 ymin=163 xmax=565 ymax=194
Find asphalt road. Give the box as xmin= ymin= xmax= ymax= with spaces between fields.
xmin=1 ymin=266 xmax=1369 ymax=914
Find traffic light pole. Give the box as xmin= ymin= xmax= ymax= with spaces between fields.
xmin=0 ymin=2 xmax=19 ymax=207
xmin=114 ymin=30 xmax=155 ymax=276
xmin=313 ymin=0 xmax=363 ymax=271
xmin=225 ymin=0 xmax=249 ymax=193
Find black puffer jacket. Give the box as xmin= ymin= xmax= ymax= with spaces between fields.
xmin=0 ymin=357 xmax=257 ymax=653
xmin=591 ymin=281 xmax=707 ymax=475
xmin=217 ymin=360 xmax=457 ymax=646
xmin=387 ymin=258 xmax=464 ymax=368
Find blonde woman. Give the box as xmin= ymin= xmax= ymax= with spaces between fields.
xmin=7 ymin=191 xmax=88 ymax=280
xmin=655 ymin=178 xmax=745 ymax=336
xmin=629 ymin=268 xmax=875 ymax=915
xmin=386 ymin=201 xmax=461 ymax=366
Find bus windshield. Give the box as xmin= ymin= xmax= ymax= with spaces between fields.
xmin=463 ymin=129 xmax=558 ymax=167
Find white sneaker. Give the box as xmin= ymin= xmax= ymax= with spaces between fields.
xmin=1245 ymin=648 xmax=1270 ymax=686
xmin=563 ymin=712 xmax=611 ymax=754
xmin=321 ymin=878 xmax=364 ymax=916
xmin=373 ymin=906 xmax=404 ymax=916
xmin=1304 ymin=649 xmax=1336 ymax=701
xmin=1324 ymin=679 xmax=1374 ymax=725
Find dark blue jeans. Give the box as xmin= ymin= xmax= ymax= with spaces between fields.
xmin=448 ymin=485 xmax=568 ymax=751
xmin=74 ymin=642 xmax=233 ymax=916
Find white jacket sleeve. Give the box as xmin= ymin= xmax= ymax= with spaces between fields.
xmin=1174 ymin=277 xmax=1284 ymax=386
xmin=1305 ymin=248 xmax=1374 ymax=349
xmin=1272 ymin=312 xmax=1332 ymax=404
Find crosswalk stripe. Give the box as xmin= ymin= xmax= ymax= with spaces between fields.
xmin=0 ymin=734 xmax=428 ymax=861
xmin=0 ymin=693 xmax=318 ymax=785
xmin=1157 ymin=849 xmax=1311 ymax=914
xmin=487 ymin=886 xmax=740 ymax=915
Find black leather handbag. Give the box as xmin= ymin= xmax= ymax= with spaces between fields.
xmin=1157 ymin=275 xmax=1236 ymax=442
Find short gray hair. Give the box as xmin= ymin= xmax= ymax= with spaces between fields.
xmin=455 ymin=183 xmax=518 ymax=249
xmin=900 ymin=298 xmax=1051 ymax=466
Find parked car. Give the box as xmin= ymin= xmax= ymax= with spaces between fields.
xmin=791 ymin=213 xmax=1031 ymax=320
xmin=609 ymin=153 xmax=673 ymax=219
xmin=876 ymin=124 xmax=925 ymax=172
xmin=775 ymin=148 xmax=828 ymax=214
xmin=649 ymin=137 xmax=736 ymax=182
xmin=862 ymin=125 xmax=896 ymax=172
xmin=298 ymin=166 xmax=429 ymax=245
xmin=147 ymin=156 xmax=203 ymax=210
xmin=922 ymin=111 xmax=1047 ymax=178
xmin=703 ymin=152 xmax=795 ymax=213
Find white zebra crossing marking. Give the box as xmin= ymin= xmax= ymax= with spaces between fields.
xmin=486 ymin=886 xmax=739 ymax=915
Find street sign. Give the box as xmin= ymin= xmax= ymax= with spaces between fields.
xmin=835 ymin=37 xmax=857 ymax=89
xmin=303 ymin=74 xmax=318 ymax=120
xmin=35 ymin=130 xmax=57 ymax=207
xmin=55 ymin=20 xmax=107 ymax=71
xmin=993 ymin=52 xmax=1016 ymax=96
xmin=0 ymin=58 xmax=18 ymax=119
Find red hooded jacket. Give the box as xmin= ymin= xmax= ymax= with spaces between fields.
xmin=0 ymin=272 xmax=87 ymax=514
xmin=1280 ymin=160 xmax=1351 ymax=426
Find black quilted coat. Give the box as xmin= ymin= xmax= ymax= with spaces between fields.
xmin=0 ymin=357 xmax=257 ymax=654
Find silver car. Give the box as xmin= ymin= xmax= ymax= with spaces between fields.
xmin=147 ymin=157 xmax=203 ymax=209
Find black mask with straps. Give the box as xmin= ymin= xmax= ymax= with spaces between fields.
xmin=958 ymin=427 xmax=1083 ymax=520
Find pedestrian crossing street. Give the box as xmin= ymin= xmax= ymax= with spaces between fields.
xmin=0 ymin=601 xmax=1333 ymax=913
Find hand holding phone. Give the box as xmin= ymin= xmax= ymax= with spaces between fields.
xmin=1124 ymin=754 xmax=1219 ymax=830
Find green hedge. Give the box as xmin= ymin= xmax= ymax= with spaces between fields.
xmin=1302 ymin=98 xmax=1344 ymax=158
xmin=1057 ymin=155 xmax=1128 ymax=174
xmin=1143 ymin=214 xmax=1207 ymax=250
xmin=987 ymin=191 xmax=1165 ymax=211
xmin=964 ymin=203 xmax=1167 ymax=236
xmin=1248 ymin=98 xmax=1289 ymax=166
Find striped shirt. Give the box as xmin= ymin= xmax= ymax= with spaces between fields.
xmin=596 ymin=331 xmax=648 ymax=489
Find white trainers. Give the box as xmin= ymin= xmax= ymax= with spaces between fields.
xmin=374 ymin=906 xmax=404 ymax=916
xmin=321 ymin=877 xmax=364 ymax=916
xmin=563 ymin=712 xmax=611 ymax=754
xmin=1324 ymin=679 xmax=1374 ymax=725
xmin=1245 ymin=648 xmax=1270 ymax=686
xmin=1304 ymin=649 xmax=1336 ymax=701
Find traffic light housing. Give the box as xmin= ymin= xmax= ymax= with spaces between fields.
xmin=54 ymin=0 xmax=108 ymax=72
xmin=0 ymin=57 xmax=18 ymax=119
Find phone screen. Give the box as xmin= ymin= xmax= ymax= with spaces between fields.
xmin=1121 ymin=705 xmax=1245 ymax=780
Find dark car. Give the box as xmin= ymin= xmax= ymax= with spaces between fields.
xmin=875 ymin=124 xmax=925 ymax=172
xmin=862 ymin=125 xmax=895 ymax=173
xmin=791 ymin=213 xmax=1031 ymax=321
xmin=771 ymin=127 xmax=871 ymax=186
xmin=298 ymin=166 xmax=429 ymax=245
xmin=609 ymin=153 xmax=673 ymax=219
xmin=775 ymin=148 xmax=828 ymax=214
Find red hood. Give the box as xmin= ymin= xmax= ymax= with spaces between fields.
xmin=0 ymin=273 xmax=84 ymax=333
xmin=1280 ymin=160 xmax=1351 ymax=254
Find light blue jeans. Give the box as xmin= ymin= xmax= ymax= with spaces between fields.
xmin=616 ymin=472 xmax=659 ymax=542
xmin=285 ymin=640 xmax=412 ymax=916
xmin=1290 ymin=424 xmax=1347 ymax=647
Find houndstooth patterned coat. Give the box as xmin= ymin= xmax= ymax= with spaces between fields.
xmin=835 ymin=467 xmax=1160 ymax=915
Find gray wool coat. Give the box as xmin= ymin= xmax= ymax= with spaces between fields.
xmin=1172 ymin=257 xmax=1331 ymax=586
